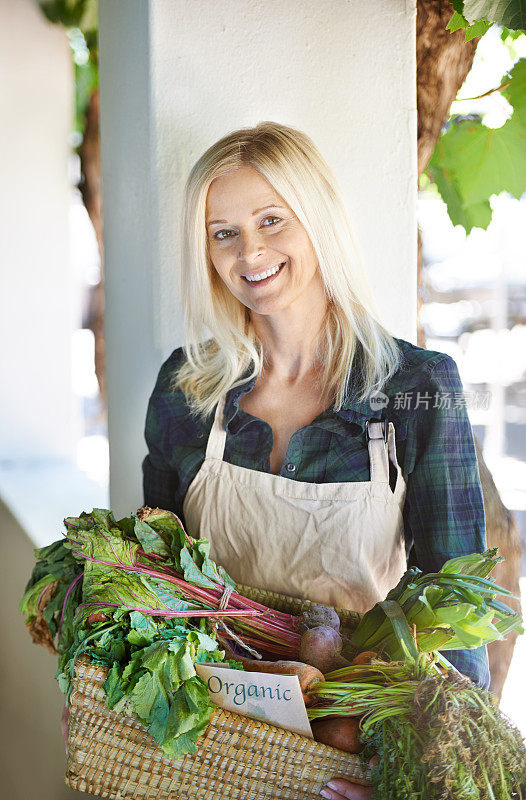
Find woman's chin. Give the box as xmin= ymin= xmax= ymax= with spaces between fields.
xmin=244 ymin=297 xmax=293 ymax=317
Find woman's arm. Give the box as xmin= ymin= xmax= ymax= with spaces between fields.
xmin=142 ymin=350 xmax=185 ymax=516
xmin=402 ymin=354 xmax=490 ymax=688
xmin=142 ymin=451 xmax=180 ymax=513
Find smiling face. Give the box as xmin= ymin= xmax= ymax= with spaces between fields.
xmin=205 ymin=165 xmax=325 ymax=318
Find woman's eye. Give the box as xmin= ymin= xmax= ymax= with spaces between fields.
xmin=211 ymin=217 xmax=281 ymax=240
xmin=213 ymin=229 xmax=235 ymax=240
xmin=262 ymin=216 xmax=281 ymax=227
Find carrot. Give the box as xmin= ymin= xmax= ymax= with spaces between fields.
xmin=230 ymin=654 xmax=324 ymax=707
xmin=311 ymin=716 xmax=364 ymax=753
xmin=350 ymin=651 xmax=378 ymax=665
xmin=87 ymin=612 xmax=108 ymax=626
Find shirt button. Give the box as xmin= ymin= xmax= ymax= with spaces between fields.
xmin=285 ymin=462 xmax=296 ymax=472
xmin=196 ymin=431 xmax=204 ymax=440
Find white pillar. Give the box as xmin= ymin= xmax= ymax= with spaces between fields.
xmin=98 ymin=0 xmax=163 ymax=517
xmin=0 ymin=0 xmax=76 ymax=460
xmin=99 ymin=0 xmax=417 ymax=516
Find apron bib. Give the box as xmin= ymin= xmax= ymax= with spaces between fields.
xmin=183 ymin=396 xmax=407 ymax=613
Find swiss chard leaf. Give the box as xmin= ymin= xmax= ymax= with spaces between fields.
xmin=133 ymin=518 xmax=171 ymax=559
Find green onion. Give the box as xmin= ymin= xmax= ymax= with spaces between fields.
xmin=344 ymin=549 xmax=523 ymax=661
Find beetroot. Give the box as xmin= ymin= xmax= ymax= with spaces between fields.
xmin=297 ymin=605 xmax=341 ymax=633
xmin=299 ymin=625 xmax=345 ymax=673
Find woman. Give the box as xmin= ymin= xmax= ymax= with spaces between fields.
xmin=143 ymin=122 xmax=489 ymax=799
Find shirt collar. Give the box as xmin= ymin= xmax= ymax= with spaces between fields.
xmin=222 ymin=339 xmax=419 ymax=438
xmin=334 ymin=393 xmax=376 ymax=430
xmin=222 ymin=368 xmax=374 ymax=436
xmin=223 ymin=372 xmax=258 ymax=434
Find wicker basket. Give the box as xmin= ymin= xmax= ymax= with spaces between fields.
xmin=65 ymin=585 xmax=371 ymax=800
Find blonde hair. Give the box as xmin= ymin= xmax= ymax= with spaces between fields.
xmin=175 ymin=121 xmax=401 ymax=418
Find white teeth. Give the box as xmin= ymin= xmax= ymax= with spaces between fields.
xmin=244 ymin=263 xmax=284 ymax=282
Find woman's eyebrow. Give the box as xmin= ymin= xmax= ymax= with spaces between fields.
xmin=207 ymin=204 xmax=287 ymax=227
xmin=251 ymin=203 xmax=287 ymax=215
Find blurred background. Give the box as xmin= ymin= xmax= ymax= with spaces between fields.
xmin=416 ymin=23 xmax=526 ymax=742
xmin=1 ymin=1 xmax=525 ymax=798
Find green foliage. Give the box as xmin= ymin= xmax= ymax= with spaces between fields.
xmin=426 ymin=58 xmax=526 ymax=233
xmin=501 ymin=24 xmax=526 ymax=40
xmin=38 ymin=1 xmax=98 ymax=137
xmin=464 ymin=0 xmax=526 ymax=31
xmin=100 ymin=625 xmax=223 ymax=757
xmin=361 ymin=670 xmax=526 ymax=799
xmin=67 ymin=27 xmax=98 ymax=136
xmin=312 ymin=658 xmax=526 ymax=799
xmin=448 ymin=1 xmax=526 ymax=40
xmin=39 ymin=0 xmax=97 ymax=32
xmin=448 ymin=11 xmax=492 ymax=41
xmin=314 ymin=550 xmax=525 ymax=798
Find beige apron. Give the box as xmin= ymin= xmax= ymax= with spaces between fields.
xmin=183 ymin=396 xmax=407 ymax=614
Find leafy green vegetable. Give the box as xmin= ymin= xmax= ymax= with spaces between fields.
xmin=19 ymin=539 xmax=83 ymax=654
xmin=27 ymin=506 xmax=520 ymax=776
xmin=20 ymin=507 xmax=297 ymax=758
xmin=19 ymin=508 xmax=237 ymax=757
xmin=311 ymin=656 xmax=526 ymax=799
xmin=346 ymin=549 xmax=523 ymax=663
xmin=100 ymin=625 xmax=224 ymax=755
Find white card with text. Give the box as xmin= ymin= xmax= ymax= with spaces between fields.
xmin=195 ymin=663 xmax=314 ymax=738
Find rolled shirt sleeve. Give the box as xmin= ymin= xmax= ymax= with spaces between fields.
xmin=402 ymin=355 xmax=490 ymax=689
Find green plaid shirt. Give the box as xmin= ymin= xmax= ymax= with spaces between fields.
xmin=143 ymin=337 xmax=489 ymax=688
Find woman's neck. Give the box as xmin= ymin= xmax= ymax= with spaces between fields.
xmin=251 ymin=301 xmax=329 ymax=384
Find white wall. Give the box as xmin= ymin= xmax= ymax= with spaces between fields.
xmin=0 ymin=0 xmax=77 ymax=460
xmin=0 ymin=4 xmax=92 ymax=797
xmin=0 ymin=499 xmax=90 ymax=800
xmin=99 ymin=0 xmax=417 ymax=516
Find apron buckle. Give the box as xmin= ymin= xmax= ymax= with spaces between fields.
xmin=365 ymin=419 xmax=389 ymax=442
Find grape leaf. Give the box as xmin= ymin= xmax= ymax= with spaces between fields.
xmin=463 ymin=0 xmax=526 ymax=30
xmin=427 ymin=58 xmax=526 ymax=232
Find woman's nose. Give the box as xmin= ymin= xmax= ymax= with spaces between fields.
xmin=237 ymin=229 xmax=265 ymax=262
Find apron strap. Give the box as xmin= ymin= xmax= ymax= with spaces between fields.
xmin=205 ymin=395 xmax=228 ymax=461
xmin=205 ymin=399 xmax=404 ymax=487
xmin=367 ymin=421 xmax=402 ymax=484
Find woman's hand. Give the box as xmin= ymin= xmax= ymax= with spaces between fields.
xmin=319 ymin=778 xmax=373 ymax=799
xmin=320 ymin=755 xmax=378 ymax=799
